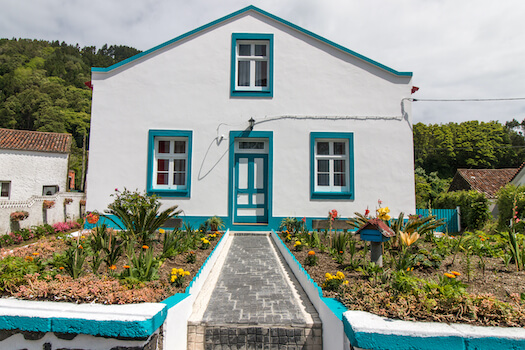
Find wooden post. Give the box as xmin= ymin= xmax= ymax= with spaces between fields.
xmin=370 ymin=241 xmax=383 ymax=267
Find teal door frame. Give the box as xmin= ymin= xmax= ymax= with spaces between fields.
xmin=228 ymin=130 xmax=273 ymax=226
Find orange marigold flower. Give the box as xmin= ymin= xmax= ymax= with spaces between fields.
xmin=451 ymin=271 xmax=461 ymax=276
xmin=123 ymin=265 xmax=130 ymax=269
xmin=59 ymin=266 xmax=65 ymax=270
xmin=142 ymin=245 xmax=149 ymax=249
xmin=444 ymin=272 xmax=455 ymax=278
xmin=32 ymin=252 xmax=39 ymax=256
xmin=78 ymin=245 xmax=83 ymax=249
xmin=339 ymin=251 xmax=344 ymax=254
xmin=109 ymin=265 xmax=117 ymax=270
xmin=308 ymin=251 xmax=316 ymax=256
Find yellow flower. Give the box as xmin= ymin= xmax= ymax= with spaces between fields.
xmin=376 ymin=207 xmax=391 ymax=221
xmin=325 ymin=272 xmax=333 ymax=279
xmin=444 ymin=272 xmax=455 ymax=278
xmin=159 ymin=229 xmax=165 ymax=234
xmin=399 ymin=231 xmax=420 ymax=247
xmin=294 ymin=241 xmax=301 ymax=246
xmin=451 ymin=271 xmax=461 ymax=276
xmin=184 ymin=271 xmax=190 ymax=276
xmin=171 ymin=275 xmax=177 ymax=283
xmin=336 ymin=271 xmax=345 ymax=279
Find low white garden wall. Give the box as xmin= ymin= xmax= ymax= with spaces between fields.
xmin=344 ymin=310 xmax=525 ymax=350
xmin=0 ymin=229 xmax=232 ymax=350
xmin=0 ymin=192 xmax=86 ymax=234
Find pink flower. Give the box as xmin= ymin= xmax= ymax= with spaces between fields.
xmin=378 ymin=199 xmax=382 ymax=205
xmin=115 ymin=188 xmax=119 ymax=192
xmin=517 ymin=219 xmax=521 ymax=223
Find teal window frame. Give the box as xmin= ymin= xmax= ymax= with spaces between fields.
xmin=230 ymin=33 xmax=274 ymax=97
xmin=310 ymin=132 xmax=354 ymax=200
xmin=147 ymin=130 xmax=192 ymax=198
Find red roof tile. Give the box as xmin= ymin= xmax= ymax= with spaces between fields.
xmin=449 ymin=168 xmax=518 ymax=199
xmin=0 ymin=128 xmax=72 ymax=154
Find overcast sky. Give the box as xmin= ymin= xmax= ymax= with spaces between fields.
xmin=1 ymin=0 xmax=525 ymax=125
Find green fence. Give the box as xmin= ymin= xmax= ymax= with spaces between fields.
xmin=416 ymin=208 xmax=459 ymax=233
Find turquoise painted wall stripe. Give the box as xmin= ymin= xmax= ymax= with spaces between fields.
xmin=92 ymin=6 xmax=411 ymax=77
xmin=0 ymin=308 xmax=167 ymax=338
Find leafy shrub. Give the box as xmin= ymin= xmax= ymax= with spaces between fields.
xmin=0 ymin=234 xmax=14 ymax=247
xmin=434 ymin=190 xmax=490 ymax=230
xmin=495 ymin=184 xmax=525 ymax=230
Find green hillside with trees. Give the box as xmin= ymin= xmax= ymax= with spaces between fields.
xmin=414 ymin=120 xmax=525 ymax=208
xmin=0 ymin=38 xmax=141 ymax=188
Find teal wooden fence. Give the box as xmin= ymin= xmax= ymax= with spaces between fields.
xmin=416 ymin=208 xmax=459 ymax=233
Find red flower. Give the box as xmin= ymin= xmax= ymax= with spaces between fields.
xmin=364 ymin=208 xmax=370 ymax=216
xmin=302 ymin=217 xmax=306 ymax=223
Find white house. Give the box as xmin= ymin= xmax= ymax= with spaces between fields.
xmin=0 ymin=128 xmax=71 ymax=201
xmin=86 ymin=6 xmax=416 ymax=230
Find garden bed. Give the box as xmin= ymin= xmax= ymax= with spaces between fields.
xmin=0 ymin=229 xmax=221 ymax=304
xmin=282 ymin=229 xmax=525 ymax=327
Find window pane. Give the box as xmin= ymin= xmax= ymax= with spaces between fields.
xmin=255 ymin=44 xmax=266 ymax=56
xmin=239 ymin=141 xmax=264 ymax=149
xmin=334 ymin=160 xmax=345 ymax=172
xmin=317 ymin=174 xmax=329 ymax=186
xmin=334 ymin=142 xmax=346 ymax=155
xmin=317 ymin=142 xmax=329 ymax=155
xmin=158 ymin=140 xmax=170 ymax=153
xmin=238 ymin=61 xmax=250 ymax=86
xmin=157 ymin=173 xmax=168 ymax=185
xmin=317 ymin=159 xmax=329 ymax=172
xmin=157 ymin=159 xmax=169 ymax=171
xmin=255 ymin=61 xmax=267 ymax=87
xmin=174 ymin=141 xmax=186 ymax=154
xmin=173 ymin=173 xmax=186 ymax=186
xmin=0 ymin=182 xmax=9 ymax=197
xmin=174 ymin=159 xmax=186 ymax=171
xmin=239 ymin=44 xmax=251 ymax=56
xmin=334 ymin=173 xmax=346 ymax=186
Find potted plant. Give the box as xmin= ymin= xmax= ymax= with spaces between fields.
xmin=205 ymin=216 xmax=224 ymax=232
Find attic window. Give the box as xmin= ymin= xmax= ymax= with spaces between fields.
xmin=231 ymin=33 xmax=273 ymax=97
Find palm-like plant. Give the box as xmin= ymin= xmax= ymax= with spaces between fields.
xmin=103 ymin=189 xmax=181 ymax=245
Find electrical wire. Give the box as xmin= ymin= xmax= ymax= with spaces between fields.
xmin=411 ymin=97 xmax=525 ymax=102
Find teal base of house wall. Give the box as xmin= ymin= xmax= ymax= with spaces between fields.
xmin=85 ymin=215 xmax=358 ymax=232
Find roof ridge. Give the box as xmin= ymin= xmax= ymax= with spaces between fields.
xmin=91 ymin=5 xmax=412 ymax=77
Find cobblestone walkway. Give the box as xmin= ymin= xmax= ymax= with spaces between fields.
xmin=187 ymin=233 xmax=322 ymax=349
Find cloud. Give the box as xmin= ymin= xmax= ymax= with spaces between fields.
xmin=1 ymin=0 xmax=524 ymax=124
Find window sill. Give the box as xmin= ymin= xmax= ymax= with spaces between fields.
xmin=147 ymin=189 xmax=190 ymax=198
xmin=311 ymin=192 xmax=353 ymax=200
xmin=231 ymin=90 xmax=273 ymax=98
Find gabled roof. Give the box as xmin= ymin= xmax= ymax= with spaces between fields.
xmin=355 ymin=218 xmax=395 ymax=237
xmin=0 ymin=128 xmax=72 ymax=154
xmin=92 ymin=5 xmax=412 ymax=77
xmin=448 ymin=168 xmax=518 ymax=199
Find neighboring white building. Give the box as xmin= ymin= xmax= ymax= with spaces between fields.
xmin=86 ymin=6 xmax=416 ymax=230
xmin=0 ymin=128 xmax=71 ymax=201
xmin=0 ymin=128 xmax=86 ymax=233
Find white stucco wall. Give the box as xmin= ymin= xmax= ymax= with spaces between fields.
xmin=0 ymin=149 xmax=68 ymax=201
xmin=87 ymin=10 xmax=415 ymax=221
